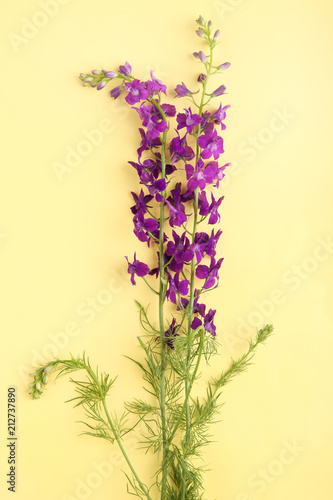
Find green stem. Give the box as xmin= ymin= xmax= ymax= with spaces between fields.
xmin=85 ymin=364 xmax=153 ymax=500
xmin=168 ymin=327 xmax=205 ymax=444
xmin=150 ymin=98 xmax=169 ymax=500
xmin=180 ymin=42 xmax=214 ymax=500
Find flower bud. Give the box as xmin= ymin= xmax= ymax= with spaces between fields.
xmin=198 ymin=51 xmax=207 ymax=62
xmin=92 ymin=69 xmax=103 ymax=75
xmin=212 ymin=84 xmax=226 ymax=97
xmin=196 ymin=15 xmax=204 ymax=25
xmin=213 ymin=30 xmax=220 ymax=41
xmin=198 ymin=73 xmax=206 ymax=83
xmin=103 ymin=70 xmax=117 ymax=78
xmin=208 ymin=20 xmax=212 ymax=29
xmin=196 ymin=29 xmax=205 ymax=38
xmin=97 ymin=79 xmax=107 ymax=90
xmin=217 ymin=62 xmax=231 ymax=70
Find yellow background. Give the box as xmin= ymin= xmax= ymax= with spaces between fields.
xmin=1 ymin=0 xmax=333 ymax=499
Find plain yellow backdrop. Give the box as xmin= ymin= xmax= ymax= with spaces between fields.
xmin=1 ymin=0 xmax=333 ymax=499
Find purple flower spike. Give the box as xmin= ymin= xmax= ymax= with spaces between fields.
xmin=118 ymin=61 xmax=132 ymax=76
xmin=126 ymin=253 xmax=150 ymax=285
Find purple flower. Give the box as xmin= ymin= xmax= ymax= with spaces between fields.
xmin=198 ymin=191 xmax=210 ymax=216
xmin=130 ymin=190 xmax=153 ymax=215
xmin=97 ymin=80 xmax=107 ymax=90
xmin=147 ymin=178 xmax=166 ymax=202
xmin=161 ymin=103 xmax=177 ymax=117
xmin=125 ymin=79 xmax=149 ymax=105
xmin=204 ymin=229 xmax=222 ymax=257
xmin=165 ymin=199 xmax=187 ymax=228
xmin=143 ymin=71 xmax=167 ymax=96
xmin=174 ymin=82 xmax=193 ymax=98
xmin=135 ymin=103 xmax=168 ymax=139
xmin=193 ymin=51 xmax=207 ymax=62
xmin=203 ymin=309 xmax=217 ymax=336
xmin=118 ymin=61 xmax=132 ymax=76
xmin=166 ymin=272 xmax=189 ymax=304
xmin=110 ymin=85 xmax=122 ymax=100
xmin=190 ymin=231 xmax=209 ymax=263
xmin=216 ymin=62 xmax=231 ymax=71
xmin=211 ymin=85 xmax=226 ymax=97
xmin=210 ymin=103 xmax=230 ymax=130
xmin=198 ymin=129 xmax=224 ymax=160
xmin=133 ymin=212 xmax=159 ymax=243
xmin=137 ymin=128 xmax=162 ymax=158
xmin=169 ymin=133 xmax=195 ymax=163
xmin=125 ymin=252 xmax=150 ymax=285
xmin=176 ymin=108 xmax=202 ymax=134
xmin=164 ymin=318 xmax=179 ymax=349
xmin=166 ymin=231 xmax=194 ymax=267
xmin=208 ymin=194 xmax=224 ymax=225
xmin=103 ymin=70 xmax=117 ymax=78
xmin=195 ymin=256 xmax=223 ymax=289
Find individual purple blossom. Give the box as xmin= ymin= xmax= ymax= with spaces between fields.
xmin=161 ymin=103 xmax=177 ymax=117
xmin=208 ymin=194 xmax=224 ymax=225
xmin=169 ymin=133 xmax=195 ymax=163
xmin=216 ymin=62 xmax=231 ymax=70
xmin=125 ymin=79 xmax=150 ymax=105
xmin=165 ymin=199 xmax=187 ymax=228
xmin=193 ymin=51 xmax=207 ymax=62
xmin=210 ymin=103 xmax=230 ymax=130
xmin=192 ymin=309 xmax=217 ymax=336
xmin=198 ymin=129 xmax=224 ymax=160
xmin=133 ymin=212 xmax=159 ymax=244
xmin=97 ymin=80 xmax=107 ymax=90
xmin=166 ymin=231 xmax=194 ymax=267
xmin=147 ymin=178 xmax=166 ymax=202
xmin=198 ymin=190 xmax=210 ymax=216
xmin=118 ymin=61 xmax=132 ymax=77
xmin=204 ymin=229 xmax=222 ymax=257
xmin=130 ymin=190 xmax=153 ymax=215
xmin=185 ymin=159 xmax=219 ymax=191
xmin=125 ymin=252 xmax=150 ymax=285
xmin=174 ymin=82 xmax=194 ymax=98
xmin=211 ymin=84 xmax=226 ymax=97
xmin=214 ymin=162 xmax=230 ymax=188
xmin=190 ymin=232 xmax=209 ymax=263
xmin=166 ymin=272 xmax=189 ymax=304
xmin=110 ymin=85 xmax=122 ymax=99
xmin=143 ymin=71 xmax=167 ymax=96
xmin=135 ymin=103 xmax=168 ymax=140
xmin=163 ymin=318 xmax=179 ymax=349
xmin=176 ymin=108 xmax=202 ymax=134
xmin=103 ymin=70 xmax=117 ymax=78
xmin=195 ymin=256 xmax=223 ymax=289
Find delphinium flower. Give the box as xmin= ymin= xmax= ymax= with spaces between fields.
xmin=31 ymin=17 xmax=273 ymax=500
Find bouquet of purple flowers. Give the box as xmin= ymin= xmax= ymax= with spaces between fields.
xmin=30 ymin=16 xmax=272 ymax=500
